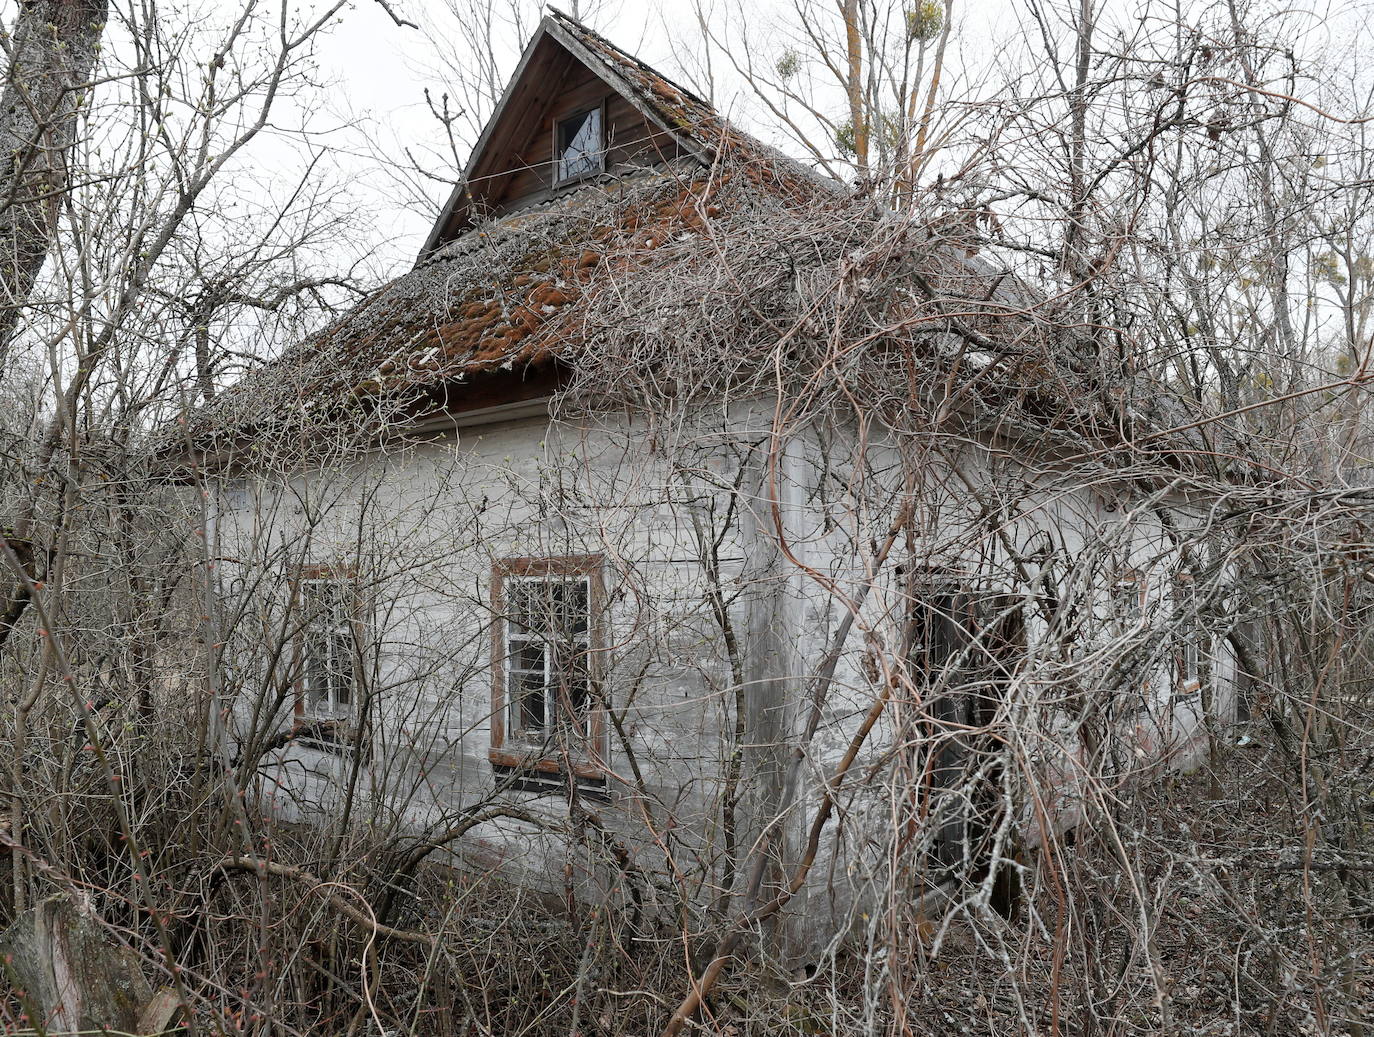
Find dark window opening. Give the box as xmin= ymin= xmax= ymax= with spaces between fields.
xmin=555 ymin=107 xmax=604 ymax=183
xmin=907 ymin=582 xmax=968 ymax=687
xmin=491 ymin=761 xmax=608 ymax=800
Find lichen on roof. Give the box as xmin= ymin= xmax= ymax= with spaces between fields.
xmin=180 ymin=154 xmax=831 ymax=454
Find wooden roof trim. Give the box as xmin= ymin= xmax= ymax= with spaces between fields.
xmin=541 ymin=13 xmax=711 ymax=166
xmin=416 ymin=11 xmax=710 ymax=265
xmin=416 ymin=24 xmax=555 ymax=262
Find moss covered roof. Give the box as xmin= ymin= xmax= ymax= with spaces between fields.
xmin=180 ymin=150 xmax=834 ymax=453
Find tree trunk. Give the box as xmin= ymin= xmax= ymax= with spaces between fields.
xmin=840 ymin=0 xmax=867 ymax=172
xmin=0 ymin=0 xmax=108 ymax=366
xmin=0 ymin=0 xmax=106 ymax=658
xmin=0 ymin=895 xmax=152 ymax=1034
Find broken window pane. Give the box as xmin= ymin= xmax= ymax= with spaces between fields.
xmin=557 ymin=108 xmax=602 ymax=182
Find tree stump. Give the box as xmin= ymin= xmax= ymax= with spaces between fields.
xmin=0 ymin=894 xmax=152 ymax=1034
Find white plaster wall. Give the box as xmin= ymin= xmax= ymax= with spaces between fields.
xmin=210 ymin=400 xmax=792 ymax=906
xmin=206 ymin=399 xmax=1245 ymax=933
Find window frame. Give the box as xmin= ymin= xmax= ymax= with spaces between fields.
xmin=902 ymin=568 xmax=972 ymax=687
xmin=551 ymin=102 xmax=606 ymax=186
xmin=291 ymin=565 xmax=363 ymax=726
xmin=1171 ymin=571 xmax=1208 ymax=699
xmin=1110 ymin=568 xmax=1146 ymax=634
xmin=489 ymin=555 xmax=607 ymax=779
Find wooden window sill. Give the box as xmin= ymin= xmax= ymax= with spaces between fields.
xmin=488 ymin=747 xmax=604 ymax=782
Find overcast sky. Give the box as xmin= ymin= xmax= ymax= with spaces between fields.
xmin=291 ymin=0 xmax=1012 ymax=270
xmin=293 ymin=0 xmax=1356 ymax=271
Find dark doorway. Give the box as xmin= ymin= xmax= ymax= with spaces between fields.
xmin=901 ymin=576 xmax=1024 ymax=913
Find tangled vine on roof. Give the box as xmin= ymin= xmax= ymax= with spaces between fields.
xmin=179 ymin=147 xmax=1216 ymax=478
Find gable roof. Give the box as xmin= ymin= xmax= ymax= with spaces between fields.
xmin=417 ymin=7 xmax=782 ymax=261
xmin=174 ymin=12 xmax=835 ymax=463
xmin=170 ymin=13 xmax=1217 ymax=482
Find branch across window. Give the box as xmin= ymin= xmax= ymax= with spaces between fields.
xmin=506 ymin=574 xmax=591 ymax=739
xmin=490 ymin=556 xmax=606 ymax=779
xmin=901 ymin=572 xmax=1023 ymax=878
xmin=297 ymin=576 xmax=357 ymax=719
xmin=907 ymin=581 xmax=968 ymax=685
xmin=1172 ymin=572 xmax=1209 ymax=699
xmin=901 ymin=571 xmax=1025 ymax=692
xmin=1111 ymin=569 xmax=1146 ymax=633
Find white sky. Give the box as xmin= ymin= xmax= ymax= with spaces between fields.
xmin=0 ymin=0 xmax=1357 ymax=286
xmin=299 ymin=0 xmax=1013 ymax=270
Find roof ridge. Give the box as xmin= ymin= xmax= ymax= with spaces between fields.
xmin=544 ymin=5 xmax=714 ymax=113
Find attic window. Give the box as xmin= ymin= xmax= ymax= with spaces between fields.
xmin=555 ymin=106 xmax=604 ymax=183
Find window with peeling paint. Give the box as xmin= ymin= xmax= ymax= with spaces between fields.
xmin=489 ymin=555 xmax=607 ymax=784
xmin=1171 ymin=572 xmax=1210 ymax=700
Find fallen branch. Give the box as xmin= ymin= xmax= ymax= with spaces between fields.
xmin=213 ymin=857 xmax=438 ymax=947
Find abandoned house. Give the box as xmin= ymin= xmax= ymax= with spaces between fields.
xmin=176 ymin=9 xmax=1243 ymax=938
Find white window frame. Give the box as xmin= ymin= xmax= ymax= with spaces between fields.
xmin=504 ymin=572 xmax=593 ymax=743
xmin=298 ymin=576 xmax=357 ymax=720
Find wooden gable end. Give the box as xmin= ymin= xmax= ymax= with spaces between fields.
xmin=419 ymin=20 xmax=701 ymax=261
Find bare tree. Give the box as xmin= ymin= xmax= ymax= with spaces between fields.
xmin=0 ymin=0 xmax=386 ymax=1027
xmin=6 ymin=2 xmax=1374 ymax=1036
xmin=684 ymin=0 xmax=960 ymax=192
